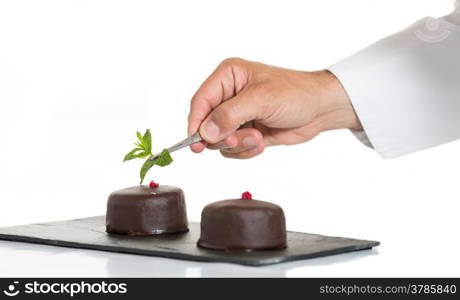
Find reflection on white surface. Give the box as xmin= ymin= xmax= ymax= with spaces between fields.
xmin=0 ymin=240 xmax=378 ymax=277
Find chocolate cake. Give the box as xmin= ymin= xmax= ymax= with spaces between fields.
xmin=197 ymin=192 xmax=287 ymax=251
xmin=106 ymin=184 xmax=188 ymax=236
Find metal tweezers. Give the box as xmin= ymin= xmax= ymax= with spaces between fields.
xmin=150 ymin=132 xmax=203 ymax=160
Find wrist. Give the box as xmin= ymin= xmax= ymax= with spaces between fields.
xmin=313 ymin=70 xmax=362 ymax=131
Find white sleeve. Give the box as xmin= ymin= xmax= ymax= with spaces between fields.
xmin=328 ymin=2 xmax=460 ymax=158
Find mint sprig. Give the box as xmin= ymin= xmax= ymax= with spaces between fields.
xmin=123 ymin=129 xmax=173 ymax=184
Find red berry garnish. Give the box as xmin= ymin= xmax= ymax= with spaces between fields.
xmin=241 ymin=191 xmax=252 ymax=200
xmin=149 ymin=180 xmax=159 ymax=188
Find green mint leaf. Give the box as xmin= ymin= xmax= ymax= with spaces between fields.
xmin=139 ymin=157 xmax=155 ymax=184
xmin=142 ymin=129 xmax=152 ymax=155
xmin=123 ymin=148 xmax=144 ymax=162
xmin=153 ymin=149 xmax=173 ymax=167
xmin=139 ymin=150 xmax=173 ymax=183
xmin=137 ymin=151 xmax=150 ymax=158
xmin=136 ymin=131 xmax=143 ymax=143
xmin=124 ymin=129 xmax=174 ymax=184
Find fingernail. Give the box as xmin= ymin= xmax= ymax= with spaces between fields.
xmin=202 ymin=121 xmax=220 ymax=141
xmin=243 ymin=136 xmax=257 ymax=148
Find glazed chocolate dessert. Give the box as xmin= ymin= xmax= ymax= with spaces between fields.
xmin=106 ymin=182 xmax=188 ymax=236
xmin=198 ymin=192 xmax=287 ymax=251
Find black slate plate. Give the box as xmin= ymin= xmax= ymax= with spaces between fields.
xmin=0 ymin=216 xmax=379 ymax=266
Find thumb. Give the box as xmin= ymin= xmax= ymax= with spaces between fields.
xmin=199 ymin=94 xmax=259 ymax=144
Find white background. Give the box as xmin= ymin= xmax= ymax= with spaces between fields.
xmin=0 ymin=0 xmax=459 ymax=277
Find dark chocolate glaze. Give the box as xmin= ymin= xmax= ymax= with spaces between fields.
xmin=198 ymin=199 xmax=287 ymax=251
xmin=106 ymin=185 xmax=188 ymax=236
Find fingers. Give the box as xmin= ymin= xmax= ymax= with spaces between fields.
xmin=187 ymin=71 xmax=229 ymax=137
xmin=190 ymin=141 xmax=207 ymax=153
xmin=220 ymin=146 xmax=264 ymax=159
xmin=206 ymin=127 xmax=265 ymax=159
xmin=191 ymin=121 xmax=260 ymax=154
xmin=207 ymin=135 xmax=238 ymax=150
xmin=187 ymin=58 xmax=249 ymax=148
xmin=198 ymin=89 xmax=263 ymax=144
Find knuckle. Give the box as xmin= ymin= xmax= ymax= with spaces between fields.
xmin=220 ymin=57 xmax=246 ymax=68
xmin=190 ymin=93 xmax=200 ymax=106
xmin=216 ymin=106 xmax=238 ymax=128
xmin=190 ymin=96 xmax=208 ymax=111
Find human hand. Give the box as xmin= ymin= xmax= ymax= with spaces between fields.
xmin=187 ymin=58 xmax=361 ymax=159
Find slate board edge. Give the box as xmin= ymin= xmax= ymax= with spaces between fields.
xmin=0 ymin=232 xmax=379 ymax=267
